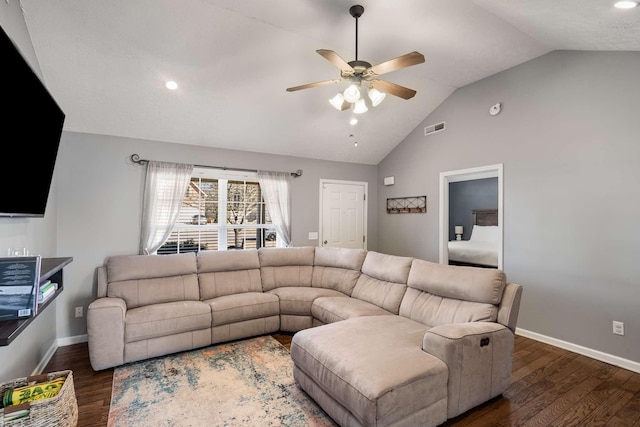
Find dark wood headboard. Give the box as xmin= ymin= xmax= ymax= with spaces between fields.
xmin=472 ymin=209 xmax=498 ymax=226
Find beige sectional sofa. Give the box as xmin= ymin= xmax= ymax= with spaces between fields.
xmin=87 ymin=246 xmax=522 ymax=427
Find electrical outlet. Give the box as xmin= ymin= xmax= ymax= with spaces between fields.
xmin=75 ymin=306 xmax=83 ymax=318
xmin=613 ymin=321 xmax=624 ymax=336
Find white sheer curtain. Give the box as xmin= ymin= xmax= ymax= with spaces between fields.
xmin=257 ymin=170 xmax=292 ymax=247
xmin=139 ymin=161 xmax=194 ymax=254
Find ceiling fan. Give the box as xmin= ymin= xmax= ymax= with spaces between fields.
xmin=286 ymin=4 xmax=425 ymax=112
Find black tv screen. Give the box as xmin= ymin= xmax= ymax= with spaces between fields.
xmin=1 ymin=24 xmax=65 ymax=217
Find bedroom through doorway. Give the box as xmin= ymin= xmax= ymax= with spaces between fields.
xmin=439 ymin=164 xmax=504 ymax=270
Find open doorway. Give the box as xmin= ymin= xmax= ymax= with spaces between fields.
xmin=439 ymin=164 xmax=503 ymax=270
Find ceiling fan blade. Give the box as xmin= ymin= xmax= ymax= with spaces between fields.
xmin=286 ymin=78 xmax=342 ymax=92
xmin=316 ymin=49 xmax=355 ymax=74
xmin=370 ymin=79 xmax=417 ymax=100
xmin=365 ymin=51 xmax=425 ymax=77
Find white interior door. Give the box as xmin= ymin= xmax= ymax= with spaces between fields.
xmin=319 ymin=180 xmax=367 ymax=249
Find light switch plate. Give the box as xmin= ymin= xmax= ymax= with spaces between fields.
xmin=308 ymin=232 xmax=318 ymax=240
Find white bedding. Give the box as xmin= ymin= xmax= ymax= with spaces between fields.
xmin=448 ymin=240 xmax=498 ymax=267
xmin=448 ymin=225 xmax=499 ymax=267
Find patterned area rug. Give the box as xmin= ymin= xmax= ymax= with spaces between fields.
xmin=108 ymin=335 xmax=337 ymax=427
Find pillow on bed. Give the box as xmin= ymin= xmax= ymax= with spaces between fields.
xmin=470 ymin=225 xmax=499 ymax=242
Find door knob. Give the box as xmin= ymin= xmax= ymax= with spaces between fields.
xmin=323 ymin=240 xmax=327 ymax=244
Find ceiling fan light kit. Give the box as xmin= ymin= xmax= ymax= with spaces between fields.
xmin=353 ymin=99 xmax=368 ymax=114
xmin=286 ymin=4 xmax=425 ymax=120
xmin=329 ymin=93 xmax=350 ymax=111
xmin=343 ymin=84 xmax=361 ymax=103
xmin=368 ymin=88 xmax=386 ymax=107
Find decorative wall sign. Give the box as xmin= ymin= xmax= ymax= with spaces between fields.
xmin=386 ymin=196 xmax=426 ymax=214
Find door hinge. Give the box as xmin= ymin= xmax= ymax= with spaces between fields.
xmin=363 ymin=235 xmax=365 ymax=243
xmin=364 ymin=194 xmax=366 ymax=201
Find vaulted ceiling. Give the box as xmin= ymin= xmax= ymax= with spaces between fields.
xmin=22 ymin=0 xmax=640 ymax=165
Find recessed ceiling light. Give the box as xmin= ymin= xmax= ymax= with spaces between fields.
xmin=350 ymin=117 xmax=358 ymax=125
xmin=165 ymin=80 xmax=178 ymax=90
xmin=614 ymin=1 xmax=638 ymax=8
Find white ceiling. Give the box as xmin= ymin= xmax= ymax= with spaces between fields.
xmin=21 ymin=0 xmax=640 ymax=165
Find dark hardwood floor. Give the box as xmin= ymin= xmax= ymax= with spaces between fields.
xmin=43 ymin=334 xmax=640 ymax=427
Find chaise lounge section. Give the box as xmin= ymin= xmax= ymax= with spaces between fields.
xmin=87 ymin=246 xmax=522 ymax=427
xmin=291 ymin=258 xmax=520 ymax=425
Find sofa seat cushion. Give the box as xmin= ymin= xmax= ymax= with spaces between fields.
xmin=205 ymin=292 xmax=280 ymax=326
xmin=125 ymin=301 xmax=211 ymax=343
xmin=267 ymin=287 xmax=347 ymax=316
xmin=312 ymin=296 xmax=394 ymax=324
xmin=291 ymin=315 xmax=448 ymax=426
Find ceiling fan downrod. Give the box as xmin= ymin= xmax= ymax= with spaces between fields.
xmin=350 ymin=5 xmax=364 ymax=61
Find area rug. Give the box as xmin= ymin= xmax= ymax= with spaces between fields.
xmin=108 ymin=335 xmax=337 ymax=426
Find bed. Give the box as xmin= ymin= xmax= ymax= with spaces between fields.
xmin=448 ymin=209 xmax=499 ymax=268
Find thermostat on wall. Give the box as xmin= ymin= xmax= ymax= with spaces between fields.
xmin=384 ymin=176 xmax=395 ymax=186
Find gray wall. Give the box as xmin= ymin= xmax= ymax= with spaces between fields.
xmin=54 ymin=132 xmax=378 ymax=338
xmin=449 ymin=178 xmax=498 ymax=241
xmin=378 ymin=50 xmax=640 ymax=364
xmin=2 ymin=14 xmax=638 ymax=380
xmin=0 ymin=2 xmax=59 ymax=382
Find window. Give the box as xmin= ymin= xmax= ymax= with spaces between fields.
xmin=158 ymin=168 xmax=276 ymax=254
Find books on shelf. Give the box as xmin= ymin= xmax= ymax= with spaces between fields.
xmin=37 ymin=280 xmax=58 ymax=305
xmin=0 ymin=256 xmax=41 ymax=321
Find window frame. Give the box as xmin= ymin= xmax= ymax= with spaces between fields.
xmin=160 ymin=167 xmax=274 ymax=253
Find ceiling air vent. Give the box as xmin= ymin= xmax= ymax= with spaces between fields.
xmin=424 ymin=121 xmax=446 ymax=136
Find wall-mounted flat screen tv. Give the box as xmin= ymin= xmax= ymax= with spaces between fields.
xmin=0 ymin=24 xmax=65 ymax=217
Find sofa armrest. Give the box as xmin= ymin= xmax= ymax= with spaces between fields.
xmin=87 ymin=297 xmax=127 ymax=370
xmin=498 ymin=283 xmax=522 ymax=332
xmin=423 ymin=322 xmax=514 ymax=418
xmin=97 ymin=266 xmax=108 ymax=298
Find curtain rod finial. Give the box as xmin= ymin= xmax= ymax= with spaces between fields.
xmin=131 ymin=154 xmax=148 ymax=165
xmin=294 ymin=169 xmax=303 ymax=177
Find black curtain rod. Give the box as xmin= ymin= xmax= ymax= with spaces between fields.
xmin=130 ymin=154 xmax=303 ymax=178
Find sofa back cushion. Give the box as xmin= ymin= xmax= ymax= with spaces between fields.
xmin=350 ymin=251 xmax=412 ymax=314
xmin=197 ymin=249 xmax=262 ymax=299
xmin=311 ymin=247 xmax=366 ymax=295
xmin=106 ymin=253 xmax=199 ymax=309
xmin=258 ymin=247 xmax=315 ymax=291
xmin=400 ymin=259 xmax=506 ymax=326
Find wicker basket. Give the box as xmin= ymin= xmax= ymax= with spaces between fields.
xmin=0 ymin=370 xmax=77 ymax=427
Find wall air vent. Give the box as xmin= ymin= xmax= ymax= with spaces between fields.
xmin=424 ymin=121 xmax=446 ymax=136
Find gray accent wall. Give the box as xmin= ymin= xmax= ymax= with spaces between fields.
xmin=449 ymin=178 xmax=498 ymax=241
xmin=378 ymin=50 xmax=640 ymax=364
xmin=54 ymin=132 xmax=378 ymax=339
xmin=0 ymin=2 xmax=59 ymax=382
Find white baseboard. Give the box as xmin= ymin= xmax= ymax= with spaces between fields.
xmin=57 ymin=334 xmax=88 ymax=347
xmin=516 ymin=328 xmax=640 ymax=374
xmin=32 ymin=334 xmax=89 ymax=375
xmin=32 ymin=341 xmax=59 ymax=376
